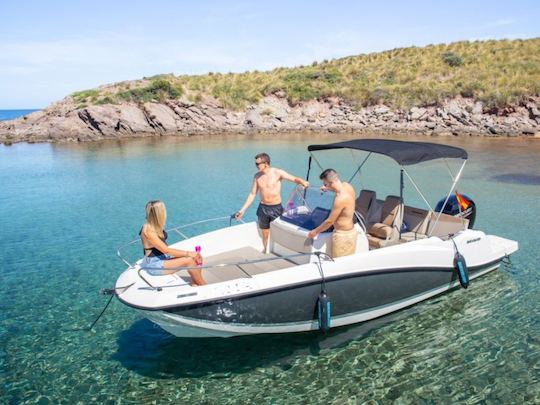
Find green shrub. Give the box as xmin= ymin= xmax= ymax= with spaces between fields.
xmin=95 ymin=96 xmax=114 ymax=105
xmin=72 ymin=89 xmax=99 ymax=102
xmin=442 ymin=52 xmax=464 ymax=67
xmin=142 ymin=73 xmax=173 ymax=81
xmin=117 ymin=79 xmax=184 ymax=103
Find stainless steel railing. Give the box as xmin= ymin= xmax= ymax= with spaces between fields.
xmin=116 ymin=215 xmax=243 ymax=268
xmin=116 ymin=213 xmax=332 ymax=291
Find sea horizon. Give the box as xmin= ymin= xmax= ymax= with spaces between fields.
xmin=0 ymin=109 xmax=40 ymax=121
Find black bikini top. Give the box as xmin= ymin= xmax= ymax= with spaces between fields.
xmin=140 ymin=227 xmax=168 ymax=257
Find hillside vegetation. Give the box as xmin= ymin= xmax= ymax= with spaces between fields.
xmin=72 ymin=38 xmax=540 ymax=111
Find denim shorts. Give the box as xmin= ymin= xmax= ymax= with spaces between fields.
xmin=141 ymin=254 xmax=171 ymax=276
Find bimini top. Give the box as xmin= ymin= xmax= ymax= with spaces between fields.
xmin=307 ymin=139 xmax=468 ymax=166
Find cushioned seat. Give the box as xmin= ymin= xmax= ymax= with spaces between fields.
xmin=355 ymin=189 xmax=376 ymax=220
xmin=366 ymin=195 xmax=403 ymax=248
xmin=400 ymin=206 xmax=431 ymax=241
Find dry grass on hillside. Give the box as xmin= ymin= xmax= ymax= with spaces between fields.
xmin=72 ymin=38 xmax=540 ymax=110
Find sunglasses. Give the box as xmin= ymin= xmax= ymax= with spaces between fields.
xmin=255 ymin=161 xmax=267 ymax=167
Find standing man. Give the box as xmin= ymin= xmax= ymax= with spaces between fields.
xmin=307 ymin=169 xmax=357 ymax=258
xmin=235 ymin=153 xmax=309 ymax=252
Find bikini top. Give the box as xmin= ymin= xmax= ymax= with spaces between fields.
xmin=139 ymin=227 xmax=168 ymax=257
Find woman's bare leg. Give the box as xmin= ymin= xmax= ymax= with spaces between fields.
xmin=163 ymin=257 xmax=206 ymax=285
xmin=188 ymin=268 xmax=206 ymax=286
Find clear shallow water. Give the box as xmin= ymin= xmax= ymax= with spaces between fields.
xmin=1 ymin=134 xmax=539 ymax=404
xmin=0 ymin=109 xmax=39 ymax=121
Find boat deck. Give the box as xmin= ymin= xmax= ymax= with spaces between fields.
xmin=172 ymin=246 xmax=295 ymax=284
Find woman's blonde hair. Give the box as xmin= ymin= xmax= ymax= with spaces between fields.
xmin=144 ymin=200 xmax=167 ymax=237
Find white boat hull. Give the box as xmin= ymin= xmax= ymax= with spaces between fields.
xmin=137 ymin=262 xmax=501 ymax=338
xmin=116 ymin=224 xmax=517 ymax=338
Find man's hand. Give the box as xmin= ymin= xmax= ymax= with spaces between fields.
xmin=308 ymin=229 xmax=318 ymax=239
xmin=300 ymin=180 xmax=310 ymax=189
xmin=234 ymin=211 xmax=244 ymax=220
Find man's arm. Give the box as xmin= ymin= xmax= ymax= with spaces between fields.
xmin=235 ymin=177 xmax=258 ymax=220
xmin=278 ymin=169 xmax=309 ymax=188
xmin=307 ymin=199 xmax=344 ymax=238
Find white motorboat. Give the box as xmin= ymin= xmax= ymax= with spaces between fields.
xmin=114 ymin=139 xmax=518 ymax=338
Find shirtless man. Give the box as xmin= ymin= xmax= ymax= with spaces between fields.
xmin=235 ymin=153 xmax=309 ymax=252
xmin=307 ymin=169 xmax=357 ymax=258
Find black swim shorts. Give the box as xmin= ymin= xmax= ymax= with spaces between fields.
xmin=256 ymin=203 xmax=284 ymax=229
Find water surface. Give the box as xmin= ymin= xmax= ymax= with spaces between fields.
xmin=1 ymin=134 xmax=539 ymax=404
xmin=0 ymin=109 xmax=39 ymax=121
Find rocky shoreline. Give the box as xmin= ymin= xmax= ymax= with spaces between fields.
xmin=1 ymin=93 xmax=539 ymax=144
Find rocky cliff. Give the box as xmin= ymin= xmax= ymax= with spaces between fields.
xmin=1 ymin=93 xmax=539 ymax=144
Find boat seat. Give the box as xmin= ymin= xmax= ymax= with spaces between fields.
xmin=400 ymin=206 xmax=431 ymax=242
xmin=366 ymin=195 xmax=403 ymax=248
xmin=426 ymin=212 xmax=469 ymax=238
xmin=399 ymin=209 xmax=469 ymax=241
xmin=355 ymin=189 xmax=376 ymax=226
xmin=200 ymin=246 xmax=293 ymax=284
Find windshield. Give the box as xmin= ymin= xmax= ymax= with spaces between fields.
xmin=280 ymin=186 xmax=335 ymax=231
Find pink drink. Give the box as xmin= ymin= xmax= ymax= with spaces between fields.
xmin=195 ymin=245 xmax=202 ymax=265
xmin=287 ymin=200 xmax=295 ymax=211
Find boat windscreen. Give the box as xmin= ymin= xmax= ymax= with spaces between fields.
xmin=280 ymin=206 xmax=332 ymax=231
xmin=280 ymin=187 xmax=335 ymax=231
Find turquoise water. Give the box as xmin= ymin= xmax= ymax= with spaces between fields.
xmin=1 ymin=134 xmax=539 ymax=404
xmin=0 ymin=109 xmax=39 ymax=121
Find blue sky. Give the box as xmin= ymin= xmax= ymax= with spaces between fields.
xmin=1 ymin=0 xmax=539 ymax=108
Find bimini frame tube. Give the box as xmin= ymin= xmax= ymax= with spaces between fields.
xmin=309 ymin=150 xmax=373 ymax=187
xmin=428 ymin=159 xmax=468 ymax=236
xmin=399 ymin=168 xmax=404 ymax=239
xmin=347 ymin=152 xmax=372 ymax=184
xmin=309 ymin=152 xmax=325 ymax=173
xmin=309 ymin=145 xmax=469 ymax=238
xmin=402 ymin=169 xmax=434 ymax=212
xmin=305 ymin=156 xmax=312 ymax=181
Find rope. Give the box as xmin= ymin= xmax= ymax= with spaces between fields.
xmin=501 ymin=255 xmax=517 ymax=274
xmin=315 ymin=253 xmax=327 ymax=292
xmin=314 ymin=251 xmax=334 ymax=292
xmin=87 ymin=293 xmax=114 ymax=331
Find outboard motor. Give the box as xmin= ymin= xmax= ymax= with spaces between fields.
xmin=435 ymin=192 xmax=476 ymax=228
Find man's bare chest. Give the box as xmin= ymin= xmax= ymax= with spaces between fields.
xmin=257 ymin=172 xmax=280 ymax=189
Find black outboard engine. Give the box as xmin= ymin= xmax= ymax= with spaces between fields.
xmin=435 ymin=192 xmax=476 ymax=228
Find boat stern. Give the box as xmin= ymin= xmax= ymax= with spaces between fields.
xmin=487 ymin=234 xmax=519 ymax=256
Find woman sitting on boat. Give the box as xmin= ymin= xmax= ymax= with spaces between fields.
xmin=140 ymin=200 xmax=206 ymax=285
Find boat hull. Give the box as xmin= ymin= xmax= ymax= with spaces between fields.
xmin=139 ymin=260 xmax=501 ymax=338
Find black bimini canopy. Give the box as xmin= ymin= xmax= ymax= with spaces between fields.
xmin=307 ymin=139 xmax=467 ymax=166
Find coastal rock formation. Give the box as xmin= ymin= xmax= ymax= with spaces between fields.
xmin=1 ymin=94 xmax=539 ymax=144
